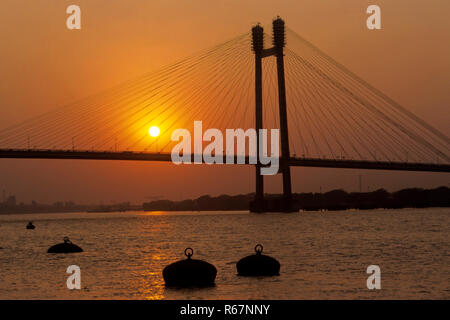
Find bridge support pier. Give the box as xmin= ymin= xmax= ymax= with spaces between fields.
xmin=250 ymin=18 xmax=296 ymax=213
xmin=251 ymin=24 xmax=265 ymax=213
xmin=273 ymin=17 xmax=294 ymax=212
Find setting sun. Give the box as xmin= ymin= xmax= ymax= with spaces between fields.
xmin=148 ymin=126 xmax=160 ymax=137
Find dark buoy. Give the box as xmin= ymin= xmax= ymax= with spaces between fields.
xmin=47 ymin=237 xmax=83 ymax=253
xmin=163 ymin=248 xmax=217 ymax=287
xmin=26 ymin=221 xmax=35 ymax=230
xmin=236 ymin=244 xmax=280 ymax=276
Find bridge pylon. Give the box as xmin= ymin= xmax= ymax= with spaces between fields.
xmin=250 ymin=17 xmax=296 ymax=213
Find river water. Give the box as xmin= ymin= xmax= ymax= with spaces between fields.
xmin=0 ymin=208 xmax=448 ymax=299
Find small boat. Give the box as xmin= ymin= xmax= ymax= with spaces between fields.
xmin=26 ymin=221 xmax=35 ymax=230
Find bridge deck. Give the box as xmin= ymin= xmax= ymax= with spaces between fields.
xmin=1 ymin=149 xmax=449 ymax=173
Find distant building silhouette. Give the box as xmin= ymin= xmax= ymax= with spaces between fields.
xmin=5 ymin=196 xmax=16 ymax=207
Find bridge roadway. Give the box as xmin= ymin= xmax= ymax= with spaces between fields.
xmin=1 ymin=149 xmax=449 ymax=173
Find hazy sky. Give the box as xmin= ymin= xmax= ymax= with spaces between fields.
xmin=0 ymin=0 xmax=449 ymax=204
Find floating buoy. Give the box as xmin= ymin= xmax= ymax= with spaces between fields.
xmin=163 ymin=248 xmax=217 ymax=287
xmin=236 ymin=244 xmax=280 ymax=276
xmin=26 ymin=221 xmax=35 ymax=230
xmin=47 ymin=237 xmax=83 ymax=253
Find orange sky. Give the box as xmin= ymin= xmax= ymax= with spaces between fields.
xmin=0 ymin=0 xmax=449 ymax=203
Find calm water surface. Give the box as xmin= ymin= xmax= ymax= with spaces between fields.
xmin=0 ymin=208 xmax=448 ymax=299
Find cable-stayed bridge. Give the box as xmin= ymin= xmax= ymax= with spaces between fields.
xmin=0 ymin=18 xmax=449 ymax=212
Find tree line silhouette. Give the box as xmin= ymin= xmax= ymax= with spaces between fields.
xmin=143 ymin=187 xmax=450 ymax=211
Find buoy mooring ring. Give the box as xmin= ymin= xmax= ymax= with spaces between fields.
xmin=236 ymin=244 xmax=280 ymax=276
xmin=163 ymin=248 xmax=217 ymax=287
xmin=47 ymin=237 xmax=83 ymax=253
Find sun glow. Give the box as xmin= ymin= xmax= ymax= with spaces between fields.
xmin=148 ymin=126 xmax=160 ymax=137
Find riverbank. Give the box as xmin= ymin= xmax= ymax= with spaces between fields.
xmin=1 ymin=186 xmax=448 ymax=214
xmin=143 ymin=186 xmax=450 ymax=212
